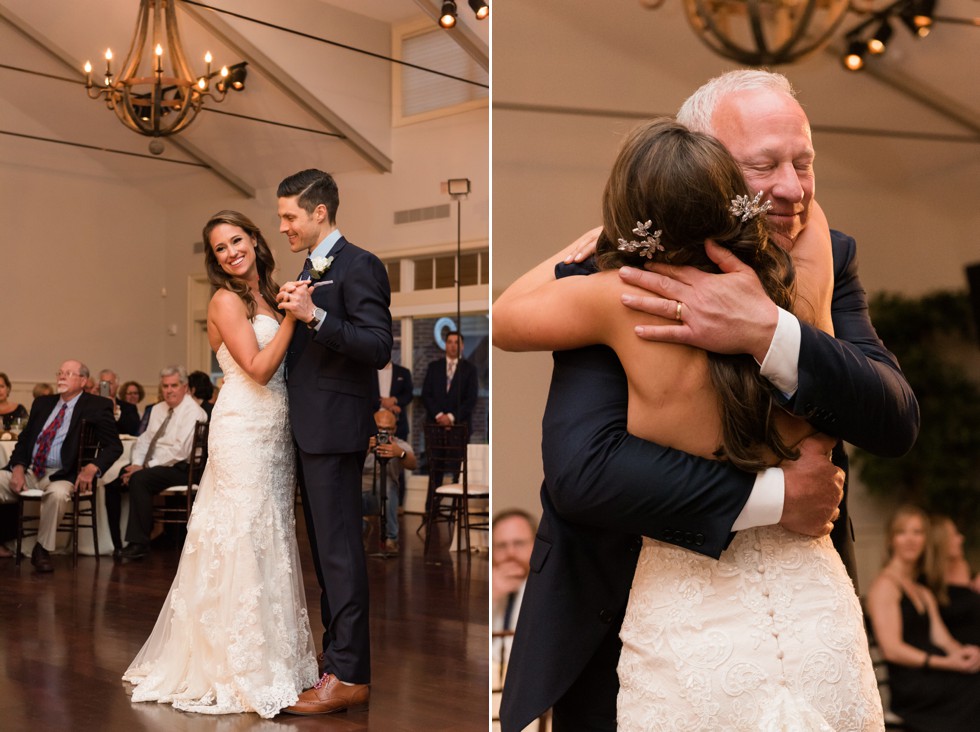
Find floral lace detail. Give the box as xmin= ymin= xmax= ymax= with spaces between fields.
xmin=123 ymin=315 xmax=317 ymax=718
xmin=617 ymin=526 xmax=884 ymax=731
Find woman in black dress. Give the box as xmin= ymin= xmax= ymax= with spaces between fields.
xmin=926 ymin=515 xmax=980 ymax=647
xmin=866 ymin=505 xmax=980 ymax=732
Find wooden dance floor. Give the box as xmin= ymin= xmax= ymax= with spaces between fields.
xmin=0 ymin=512 xmax=489 ymax=731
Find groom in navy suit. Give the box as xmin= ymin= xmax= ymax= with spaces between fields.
xmin=500 ymin=71 xmax=920 ymax=732
xmin=275 ymin=169 xmax=392 ymax=715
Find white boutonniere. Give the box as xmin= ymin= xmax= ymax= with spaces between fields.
xmin=309 ymin=255 xmax=335 ymax=281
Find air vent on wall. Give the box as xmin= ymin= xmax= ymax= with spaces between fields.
xmin=394 ymin=203 xmax=451 ymax=225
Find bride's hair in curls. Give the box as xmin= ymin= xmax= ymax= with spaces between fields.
xmin=203 ymin=210 xmax=281 ymax=320
xmin=596 ymin=118 xmax=798 ymax=471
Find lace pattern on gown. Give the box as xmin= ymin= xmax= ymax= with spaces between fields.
xmin=617 ymin=526 xmax=884 ymax=731
xmin=123 ymin=315 xmax=317 ymax=718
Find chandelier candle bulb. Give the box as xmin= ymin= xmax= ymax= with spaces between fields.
xmin=205 ymin=51 xmax=212 ymax=77
xmin=105 ymin=48 xmax=112 ymax=76
xmin=84 ymin=61 xmax=92 ymax=86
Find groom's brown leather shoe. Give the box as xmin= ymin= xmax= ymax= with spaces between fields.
xmin=281 ymin=673 xmax=369 ymax=715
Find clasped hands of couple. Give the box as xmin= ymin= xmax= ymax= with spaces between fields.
xmin=275 ymin=279 xmax=316 ymax=322
xmin=562 ymin=219 xmax=844 ymax=539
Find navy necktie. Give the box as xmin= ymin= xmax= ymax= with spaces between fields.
xmin=300 ymin=257 xmax=313 ymax=281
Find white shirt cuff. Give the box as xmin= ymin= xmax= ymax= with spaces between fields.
xmin=758 ymin=307 xmax=801 ymax=397
xmin=731 ymin=467 xmax=785 ymax=531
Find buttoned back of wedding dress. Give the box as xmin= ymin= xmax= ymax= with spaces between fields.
xmin=617 ymin=525 xmax=885 ymax=731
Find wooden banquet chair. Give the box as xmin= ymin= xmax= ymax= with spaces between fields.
xmin=16 ymin=418 xmax=100 ymax=567
xmin=153 ymin=420 xmax=209 ymax=528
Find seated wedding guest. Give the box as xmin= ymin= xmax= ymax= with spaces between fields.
xmin=84 ymin=376 xmax=99 ymax=395
xmin=107 ymin=366 xmax=206 ymax=560
xmin=32 ymin=383 xmax=53 ymax=398
xmin=492 ymin=509 xmax=536 ymax=674
xmin=928 ymin=515 xmax=980 ymax=646
xmin=0 ymin=360 xmax=122 ymax=572
xmin=119 ymin=380 xmax=144 ymax=407
xmin=362 ymin=408 xmax=416 ymax=554
xmin=0 ymin=372 xmax=28 ymax=430
xmin=186 ymin=370 xmax=214 ymax=422
xmin=866 ymin=505 xmax=980 ymax=732
xmin=98 ymin=369 xmax=140 ymax=436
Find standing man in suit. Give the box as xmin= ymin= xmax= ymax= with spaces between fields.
xmin=374 ymin=360 xmax=413 ymax=440
xmin=422 ymin=331 xmax=478 ymax=429
xmin=0 ymin=360 xmax=123 ymax=572
xmin=498 ymin=70 xmax=920 ymax=732
xmin=97 ymin=369 xmax=141 ymax=436
xmin=275 ymin=169 xmax=392 ymax=715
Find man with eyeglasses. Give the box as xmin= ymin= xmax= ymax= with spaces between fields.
xmin=493 ymin=509 xmax=537 ymax=673
xmin=0 ymin=360 xmax=122 ymax=572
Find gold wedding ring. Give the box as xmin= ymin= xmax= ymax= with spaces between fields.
xmin=675 ymin=301 xmax=683 ymax=322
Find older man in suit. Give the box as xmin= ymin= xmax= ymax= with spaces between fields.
xmin=276 ymin=168 xmax=392 ymax=715
xmin=0 ymin=360 xmax=123 ymax=572
xmin=498 ymin=70 xmax=920 ymax=732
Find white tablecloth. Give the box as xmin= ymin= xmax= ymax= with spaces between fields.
xmin=1 ymin=435 xmax=135 ymax=556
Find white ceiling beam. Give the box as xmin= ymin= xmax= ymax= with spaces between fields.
xmin=184 ymin=3 xmax=393 ymax=174
xmin=0 ymin=1 xmax=257 ymax=198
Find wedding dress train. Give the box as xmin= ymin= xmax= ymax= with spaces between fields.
xmin=123 ymin=315 xmax=317 ymax=718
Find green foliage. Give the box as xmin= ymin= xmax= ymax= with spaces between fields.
xmin=851 ymin=291 xmax=980 ymax=541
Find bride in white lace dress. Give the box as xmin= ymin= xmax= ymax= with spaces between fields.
xmin=494 ymin=120 xmax=882 ymax=730
xmin=123 ymin=210 xmax=318 ymax=718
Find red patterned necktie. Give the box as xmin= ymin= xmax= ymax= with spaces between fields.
xmin=32 ymin=402 xmax=68 ymax=478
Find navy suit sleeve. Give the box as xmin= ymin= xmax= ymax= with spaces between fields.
xmin=459 ymin=362 xmax=479 ymax=425
xmin=421 ymin=363 xmax=439 ymax=418
xmin=789 ymin=232 xmax=919 ymax=456
xmin=314 ymin=250 xmax=393 ymax=369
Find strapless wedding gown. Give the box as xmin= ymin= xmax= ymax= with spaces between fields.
xmin=617 ymin=526 xmax=884 ymax=731
xmin=123 ymin=315 xmax=317 ymax=718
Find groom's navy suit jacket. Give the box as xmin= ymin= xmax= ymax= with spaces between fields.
xmin=285 ymin=236 xmax=393 ymax=452
xmin=500 ymin=231 xmax=920 ymax=732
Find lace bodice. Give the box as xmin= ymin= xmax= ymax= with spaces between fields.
xmin=124 ymin=315 xmax=317 ymax=718
xmin=618 ymin=525 xmax=884 ymax=731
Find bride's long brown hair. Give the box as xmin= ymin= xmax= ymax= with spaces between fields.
xmin=596 ymin=118 xmax=798 ymax=471
xmin=203 ymin=210 xmax=281 ymax=320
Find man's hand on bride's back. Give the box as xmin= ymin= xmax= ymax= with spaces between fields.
xmin=779 ymin=434 xmax=844 ymax=538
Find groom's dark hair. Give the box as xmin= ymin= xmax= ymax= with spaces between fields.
xmin=278 ymin=169 xmax=340 ymax=224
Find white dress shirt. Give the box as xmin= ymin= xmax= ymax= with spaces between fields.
xmin=130 ymin=393 xmax=207 ymax=468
